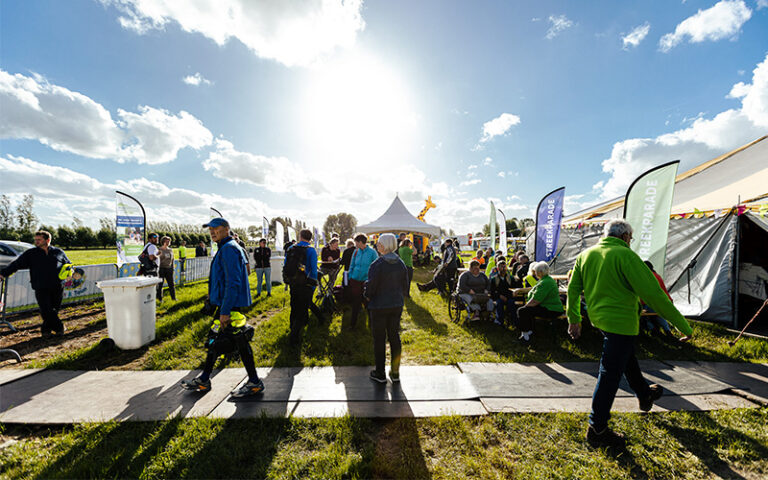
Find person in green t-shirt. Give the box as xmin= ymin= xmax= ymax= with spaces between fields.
xmin=397 ymin=239 xmax=414 ymax=297
xmin=178 ymin=240 xmax=188 ymax=272
xmin=515 ymin=261 xmax=563 ymax=344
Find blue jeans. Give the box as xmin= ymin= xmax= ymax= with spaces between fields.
xmin=255 ymin=268 xmax=271 ymax=295
xmin=494 ymin=297 xmax=517 ymax=324
xmin=589 ymin=331 xmax=651 ymax=431
xmin=642 ymin=306 xmax=671 ymax=332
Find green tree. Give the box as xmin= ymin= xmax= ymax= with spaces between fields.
xmin=56 ymin=225 xmax=75 ymax=248
xmin=97 ymin=228 xmax=116 ymax=248
xmin=16 ymin=194 xmax=37 ymax=233
xmin=0 ymin=195 xmax=14 ymax=231
xmin=323 ymin=213 xmax=357 ymax=241
xmin=74 ymin=226 xmax=97 ymax=248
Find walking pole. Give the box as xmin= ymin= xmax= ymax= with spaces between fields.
xmin=728 ymin=298 xmax=768 ymax=346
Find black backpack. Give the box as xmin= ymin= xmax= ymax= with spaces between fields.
xmin=137 ymin=244 xmax=157 ymax=275
xmin=283 ymin=245 xmax=308 ymax=286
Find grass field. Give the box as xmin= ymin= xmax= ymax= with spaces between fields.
xmin=2 ymin=408 xmax=767 ymax=479
xmin=4 ymin=266 xmax=768 ymax=479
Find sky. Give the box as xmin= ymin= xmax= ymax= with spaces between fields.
xmin=1 ymin=0 xmax=767 ymax=236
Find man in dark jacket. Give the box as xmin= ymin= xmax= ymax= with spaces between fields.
xmin=286 ymin=229 xmax=325 ymax=346
xmin=490 ymin=260 xmax=517 ymax=325
xmin=195 ymin=241 xmax=208 ymax=257
xmin=441 ymin=238 xmax=459 ymax=290
xmin=0 ymin=230 xmax=70 ymax=336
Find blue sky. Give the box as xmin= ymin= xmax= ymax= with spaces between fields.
xmin=1 ymin=0 xmax=767 ymax=235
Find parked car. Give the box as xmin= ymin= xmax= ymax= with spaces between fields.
xmin=0 ymin=241 xmax=34 ymax=270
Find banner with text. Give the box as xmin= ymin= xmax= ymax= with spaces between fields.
xmin=115 ymin=191 xmax=146 ymax=266
xmin=275 ymin=221 xmax=285 ymax=251
xmin=498 ymin=209 xmax=507 ymax=254
xmin=262 ymin=217 xmax=269 ymax=239
xmin=489 ymin=201 xmax=497 ymax=252
xmin=624 ymin=161 xmax=679 ymax=278
xmin=535 ymin=187 xmax=565 ymax=263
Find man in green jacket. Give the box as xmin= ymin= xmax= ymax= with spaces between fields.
xmin=567 ymin=219 xmax=693 ymax=448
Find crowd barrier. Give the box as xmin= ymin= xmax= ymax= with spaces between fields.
xmin=2 ymin=257 xmax=213 ymax=315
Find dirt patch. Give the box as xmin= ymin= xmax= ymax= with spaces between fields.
xmin=0 ymin=304 xmax=108 ymax=369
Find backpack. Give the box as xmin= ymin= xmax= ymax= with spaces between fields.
xmin=137 ymin=244 xmax=157 ymax=275
xmin=283 ymin=245 xmax=308 ymax=286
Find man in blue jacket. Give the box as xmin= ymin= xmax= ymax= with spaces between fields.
xmin=286 ymin=229 xmax=325 ymax=346
xmin=181 ymin=217 xmax=264 ymax=398
xmin=1 ymin=230 xmax=71 ymax=336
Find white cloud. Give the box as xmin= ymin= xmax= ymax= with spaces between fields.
xmin=103 ymin=0 xmax=366 ymax=67
xmin=594 ymin=52 xmax=768 ymax=199
xmin=468 ymin=164 xmax=478 ymax=170
xmin=659 ymin=0 xmax=752 ymax=52
xmin=0 ymin=69 xmax=212 ymax=164
xmin=483 ymin=157 xmax=494 ymax=165
xmin=459 ymin=179 xmax=481 ymax=187
xmin=757 ymin=0 xmax=768 ymax=9
xmin=546 ymin=15 xmax=574 ymax=39
xmin=479 ymin=113 xmax=521 ymax=144
xmin=497 ymin=171 xmax=506 ymax=178
xmin=622 ymin=22 xmax=650 ymax=49
xmin=182 ymin=72 xmax=212 ymax=86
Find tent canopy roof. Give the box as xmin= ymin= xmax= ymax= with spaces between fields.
xmin=563 ymin=135 xmax=768 ymax=224
xmin=358 ymin=196 xmax=441 ymax=237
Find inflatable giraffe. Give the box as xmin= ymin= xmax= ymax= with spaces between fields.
xmin=417 ymin=196 xmax=436 ymax=222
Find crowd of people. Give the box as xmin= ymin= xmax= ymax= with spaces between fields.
xmin=1 ymin=218 xmax=695 ymax=446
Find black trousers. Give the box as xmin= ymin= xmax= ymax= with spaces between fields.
xmin=289 ymin=285 xmax=323 ymax=344
xmin=405 ymin=267 xmax=413 ymax=297
xmin=157 ymin=267 xmax=176 ymax=300
xmin=347 ymin=279 xmax=365 ymax=326
xmin=370 ymin=307 xmax=403 ymax=375
xmin=516 ymin=304 xmax=562 ymax=332
xmin=201 ymin=313 xmax=259 ymax=383
xmin=35 ymin=286 xmax=64 ymax=333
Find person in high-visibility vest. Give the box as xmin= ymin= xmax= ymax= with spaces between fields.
xmin=181 ymin=217 xmax=265 ymax=398
xmin=0 ymin=230 xmax=71 ymax=336
xmin=178 ymin=240 xmax=187 ymax=272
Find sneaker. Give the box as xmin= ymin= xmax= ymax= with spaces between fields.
xmin=518 ymin=332 xmax=532 ymax=345
xmin=231 ymin=380 xmax=265 ymax=398
xmin=181 ymin=377 xmax=211 ymax=392
xmin=370 ymin=370 xmax=387 ymax=383
xmin=586 ymin=426 xmax=626 ymax=448
xmin=389 ymin=371 xmax=400 ymax=383
xmin=639 ymin=384 xmax=663 ymax=412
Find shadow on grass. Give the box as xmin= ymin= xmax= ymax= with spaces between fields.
xmin=405 ymin=297 xmax=448 ymax=336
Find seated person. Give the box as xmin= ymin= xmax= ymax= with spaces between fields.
xmin=472 ymin=249 xmax=486 ymax=266
xmin=485 ymin=254 xmax=505 ymax=277
xmin=641 ymin=260 xmax=674 ymax=335
xmin=320 ymin=238 xmax=341 ymax=275
xmin=457 ymin=260 xmax=495 ymax=321
xmin=416 ymin=263 xmax=453 ymax=295
xmin=490 ymin=260 xmax=517 ymax=326
xmin=512 ymin=254 xmax=530 ymax=283
xmin=516 ymin=261 xmax=564 ymax=344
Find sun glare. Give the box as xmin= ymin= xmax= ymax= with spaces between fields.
xmin=302 ymin=54 xmax=419 ymax=169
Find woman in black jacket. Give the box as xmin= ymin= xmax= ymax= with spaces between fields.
xmin=364 ymin=233 xmax=409 ymax=384
xmin=253 ymin=238 xmax=272 ymax=297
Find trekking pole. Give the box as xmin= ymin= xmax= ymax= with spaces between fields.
xmin=728 ymin=298 xmax=768 ymax=346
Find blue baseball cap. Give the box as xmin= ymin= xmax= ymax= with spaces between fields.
xmin=203 ymin=217 xmax=230 ymax=228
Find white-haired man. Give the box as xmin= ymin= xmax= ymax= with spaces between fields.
xmin=515 ymin=261 xmax=564 ymax=343
xmin=567 ymin=219 xmax=693 ymax=448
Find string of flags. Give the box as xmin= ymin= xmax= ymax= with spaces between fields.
xmin=562 ymin=202 xmax=768 ymax=230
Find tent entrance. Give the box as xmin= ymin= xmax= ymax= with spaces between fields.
xmin=737 ymin=214 xmax=768 ymax=333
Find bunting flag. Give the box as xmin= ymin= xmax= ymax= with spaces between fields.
xmin=115 ymin=191 xmax=146 ymax=266
xmin=262 ymin=217 xmax=269 ymax=239
xmin=534 ymin=187 xmax=565 ymax=262
xmin=714 ymin=209 xmax=725 ymax=218
xmin=737 ymin=205 xmax=747 ymax=216
xmin=489 ymin=202 xmax=497 ymax=252
xmin=623 ymin=160 xmax=679 ymax=277
xmin=498 ymin=208 xmax=507 ymax=253
xmin=759 ymin=204 xmax=768 ymax=217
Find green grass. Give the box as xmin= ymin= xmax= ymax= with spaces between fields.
xmin=2 ymin=408 xmax=767 ymax=479
xmin=27 ymin=267 xmax=768 ymax=371
xmin=63 ymin=248 xmax=191 ymax=266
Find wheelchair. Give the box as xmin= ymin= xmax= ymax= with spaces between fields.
xmin=448 ymin=291 xmax=494 ymax=324
xmin=314 ymin=262 xmax=341 ymax=315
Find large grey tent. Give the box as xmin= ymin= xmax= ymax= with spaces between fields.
xmin=544 ymin=136 xmax=768 ymax=328
xmin=358 ymin=196 xmax=442 ymax=238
